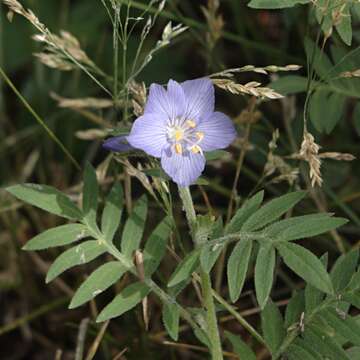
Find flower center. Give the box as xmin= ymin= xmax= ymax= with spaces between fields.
xmin=166 ymin=118 xmax=204 ymax=155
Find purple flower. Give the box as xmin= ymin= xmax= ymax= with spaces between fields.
xmin=103 ymin=136 xmax=133 ymax=152
xmin=104 ymin=78 xmax=236 ymax=187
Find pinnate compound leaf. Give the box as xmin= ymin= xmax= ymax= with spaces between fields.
xmin=46 ymin=240 xmax=106 ymax=283
xmin=121 ymin=195 xmax=148 ymax=258
xmin=278 ymin=242 xmax=333 ymax=294
xmin=227 ymin=239 xmax=253 ymax=303
xmin=242 ymin=191 xmax=306 ymax=232
xmin=23 ymin=224 xmax=90 ymax=250
xmin=69 ymin=261 xmax=127 ymax=309
xmin=248 ymin=0 xmax=309 ymax=9
xmin=255 ymin=243 xmax=276 ymax=309
xmin=143 ymin=216 xmax=172 ymax=277
xmin=225 ymin=191 xmax=264 ymax=234
xmin=82 ymin=163 xmax=99 ymax=227
xmin=162 ymin=302 xmax=180 ymax=341
xmin=261 ymin=300 xmax=286 ymax=355
xmin=168 ymin=250 xmax=200 ymax=288
xmin=97 ymin=282 xmax=150 ymax=322
xmin=101 ymin=182 xmax=124 ymax=243
xmin=6 ymin=184 xmax=82 ymax=220
xmin=225 ymin=331 xmax=256 ymax=360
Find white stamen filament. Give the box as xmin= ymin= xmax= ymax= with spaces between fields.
xmin=166 ymin=117 xmax=205 ymax=155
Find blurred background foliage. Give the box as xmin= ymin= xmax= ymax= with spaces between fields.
xmin=0 ymin=0 xmax=360 ymax=359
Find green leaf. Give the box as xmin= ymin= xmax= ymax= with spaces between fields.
xmin=304 ymin=323 xmax=351 ymax=360
xmin=287 ymin=343 xmax=321 ymax=360
xmin=278 ymin=242 xmax=333 ymax=294
xmin=267 ymin=215 xmax=348 ymax=242
xmin=101 ymin=183 xmax=124 ymax=243
xmin=162 ymin=302 xmax=179 ymax=341
xmin=320 ymin=308 xmax=360 ymax=346
xmin=82 ymin=163 xmax=99 ymax=227
xmin=255 ymin=243 xmax=276 ymax=309
xmin=242 ymin=191 xmax=306 ymax=232
xmin=46 ymin=240 xmax=106 ymax=283
xmin=261 ymin=300 xmax=286 ymax=355
xmin=336 ymin=4 xmax=352 ymax=46
xmin=347 ymin=346 xmax=360 ymax=358
xmin=6 ymin=184 xmax=82 ymax=220
xmin=309 ymin=90 xmax=346 ymax=134
xmin=225 ymin=191 xmax=264 ymax=234
xmin=23 ymin=224 xmax=90 ymax=250
xmin=354 ymin=103 xmax=360 ymax=137
xmin=168 ymin=250 xmax=200 ymax=287
xmin=305 ymin=253 xmax=328 ymax=312
xmin=97 ymin=282 xmax=150 ymax=322
xmin=271 ymin=76 xmax=308 ymax=95
xmin=69 ymin=261 xmax=127 ymax=309
xmin=291 ymin=339 xmax=323 ymax=360
xmin=331 ymin=249 xmax=359 ymax=292
xmin=248 ymin=0 xmax=309 ymax=9
xmin=121 ymin=195 xmax=148 ymax=258
xmin=304 ymin=37 xmax=333 ymax=79
xmin=200 ymin=218 xmax=224 ymax=273
xmin=143 ymin=217 xmax=172 ymax=277
xmin=227 ymin=239 xmax=253 ymax=303
xmin=346 ymin=268 xmax=360 ymax=292
xmin=225 ymin=331 xmax=256 ymax=360
xmin=285 ymin=290 xmax=305 ymax=328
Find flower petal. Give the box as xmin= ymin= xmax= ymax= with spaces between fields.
xmin=127 ymin=113 xmax=168 ymax=157
xmin=197 ymin=112 xmax=237 ymax=151
xmin=181 ymin=78 xmax=215 ymax=121
xmin=103 ymin=136 xmax=134 ymax=152
xmin=161 ymin=147 xmax=206 ymax=187
xmin=144 ymin=80 xmax=186 ymax=119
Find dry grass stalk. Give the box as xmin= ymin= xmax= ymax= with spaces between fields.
xmin=291 ymin=130 xmax=355 ymax=187
xmin=116 ymin=159 xmax=156 ymax=198
xmin=129 ymin=81 xmax=147 ymax=116
xmin=211 ymin=64 xmax=301 ymax=78
xmin=135 ymin=250 xmax=150 ymax=330
xmin=340 ymin=69 xmax=360 ymax=78
xmin=201 ymin=0 xmax=224 ymax=50
xmin=213 ymin=78 xmax=283 ymax=99
xmin=298 ymin=130 xmax=323 ymax=187
xmin=75 ymin=129 xmax=107 ymax=141
xmin=3 ymin=0 xmax=102 ymax=75
xmin=51 ymin=93 xmax=115 ymax=109
xmin=33 ymin=30 xmax=96 ymax=71
xmin=264 ymin=130 xmax=299 ymax=186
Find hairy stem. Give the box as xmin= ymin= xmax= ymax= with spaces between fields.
xmin=178 ymin=186 xmax=223 ymax=360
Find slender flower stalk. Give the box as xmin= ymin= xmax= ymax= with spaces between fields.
xmin=178 ymin=186 xmax=224 ymax=360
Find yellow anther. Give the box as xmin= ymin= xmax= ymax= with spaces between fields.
xmin=191 ymin=145 xmax=202 ymax=154
xmin=174 ymin=130 xmax=183 ymax=141
xmin=186 ymin=120 xmax=196 ymax=128
xmin=175 ymin=143 xmax=183 ymax=154
xmin=195 ymin=132 xmax=204 ymax=142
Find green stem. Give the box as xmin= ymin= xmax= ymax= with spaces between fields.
xmin=178 ymin=186 xmax=223 ymax=360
